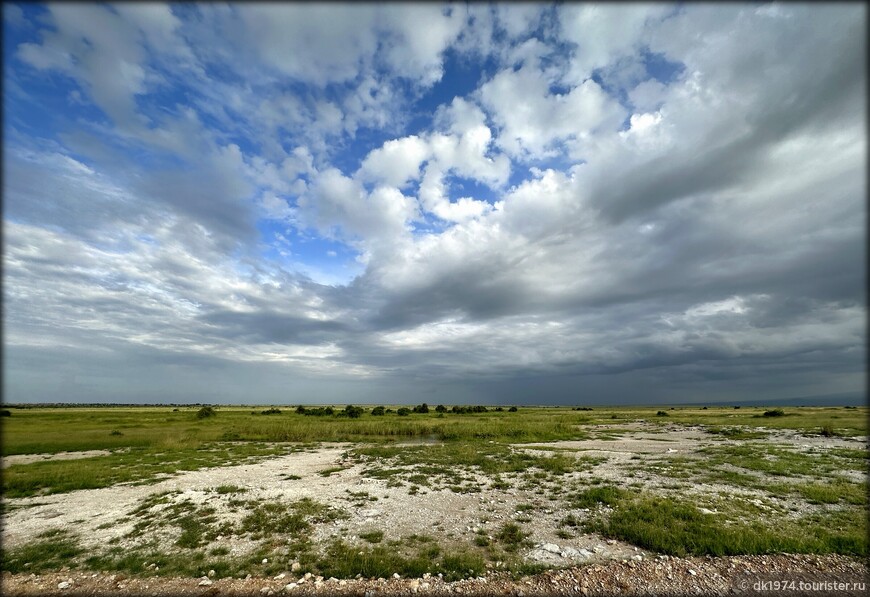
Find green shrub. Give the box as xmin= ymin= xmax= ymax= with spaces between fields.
xmin=371 ymin=406 xmax=386 ymax=416
xmin=763 ymin=409 xmax=786 ymax=417
xmin=397 ymin=408 xmax=411 ymax=416
xmin=343 ymin=405 xmax=364 ymax=418
xmin=656 ymin=410 xmax=669 ymax=417
xmin=196 ymin=406 xmax=216 ymax=419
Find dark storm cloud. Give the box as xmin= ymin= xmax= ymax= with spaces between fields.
xmin=592 ymin=14 xmax=866 ymax=223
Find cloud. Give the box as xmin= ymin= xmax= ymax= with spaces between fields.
xmin=479 ymin=59 xmax=626 ymax=159
xmin=4 ymin=3 xmax=865 ymax=404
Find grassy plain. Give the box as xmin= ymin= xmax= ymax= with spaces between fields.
xmin=0 ymin=404 xmax=867 ymax=580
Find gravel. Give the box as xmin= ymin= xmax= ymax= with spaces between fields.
xmin=3 ymin=554 xmax=866 ymax=596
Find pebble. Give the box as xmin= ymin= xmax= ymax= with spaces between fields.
xmin=198 ymin=579 xmax=213 ymax=586
xmin=262 ymin=558 xmax=269 ymax=564
xmin=208 ymin=569 xmax=216 ymax=577
xmin=284 ymin=583 xmax=297 ymax=592
xmin=58 ymin=581 xmax=71 ymax=590
xmin=291 ymin=562 xmax=301 ymax=572
xmin=688 ymin=569 xmax=697 ymax=576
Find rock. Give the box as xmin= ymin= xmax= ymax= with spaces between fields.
xmin=393 ymin=573 xmax=401 ymax=579
xmin=580 ymin=549 xmax=594 ymax=557
xmin=208 ymin=569 xmax=216 ymax=577
xmin=560 ymin=547 xmax=580 ymax=558
xmin=688 ymin=569 xmax=697 ymax=576
xmin=541 ymin=543 xmax=561 ymax=553
xmin=699 ymin=508 xmax=716 ymax=515
xmin=260 ymin=588 xmax=272 ymax=595
xmin=291 ymin=562 xmax=301 ymax=572
xmin=631 ymin=555 xmax=643 ymax=561
xmin=275 ymin=573 xmax=286 ymax=580
xmin=58 ymin=582 xmax=71 ymax=590
xmin=284 ymin=583 xmax=297 ymax=592
xmin=262 ymin=558 xmax=269 ymax=564
xmin=338 ymin=580 xmax=347 ymax=586
xmin=198 ymin=579 xmax=213 ymax=586
xmin=303 ymin=573 xmax=312 ymax=580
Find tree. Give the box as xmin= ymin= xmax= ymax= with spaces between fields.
xmin=371 ymin=406 xmax=386 ymax=416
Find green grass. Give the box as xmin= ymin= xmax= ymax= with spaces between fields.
xmin=568 ymin=485 xmax=630 ymax=509
xmin=2 ymin=406 xmax=865 ymax=458
xmin=1 ymin=442 xmax=288 ymax=498
xmin=586 ymin=494 xmax=867 ymax=557
xmin=240 ymin=498 xmax=347 ymax=539
xmin=0 ymin=529 xmax=83 ymax=573
xmin=359 ymin=530 xmax=384 ymax=544
xmin=315 ymin=539 xmax=484 ymax=581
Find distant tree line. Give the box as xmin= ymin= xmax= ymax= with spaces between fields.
xmin=291 ymin=403 xmax=520 ymax=417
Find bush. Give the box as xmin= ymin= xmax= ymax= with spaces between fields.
xmin=0 ymin=410 xmax=11 ymax=417
xmin=656 ymin=411 xmax=669 ymax=417
xmin=343 ymin=405 xmax=364 ymax=418
xmin=298 ymin=406 xmax=335 ymax=417
xmin=261 ymin=408 xmax=282 ymax=415
xmin=196 ymin=406 xmax=216 ymax=419
xmin=371 ymin=406 xmax=386 ymax=416
xmin=763 ymin=409 xmax=786 ymax=417
xmin=820 ymin=425 xmax=836 ymax=437
xmin=412 ymin=403 xmax=429 ymax=414
xmin=508 ymin=406 xmax=518 ymax=412
xmin=397 ymin=407 xmax=411 ymax=417
xmin=435 ymin=405 xmax=447 ymax=413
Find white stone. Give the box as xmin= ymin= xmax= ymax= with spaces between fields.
xmin=688 ymin=569 xmax=697 ymax=576
xmin=262 ymin=558 xmax=269 ymax=564
xmin=284 ymin=583 xmax=297 ymax=592
xmin=541 ymin=543 xmax=561 ymax=553
xmin=198 ymin=579 xmax=213 ymax=586
xmin=208 ymin=570 xmax=216 ymax=577
xmin=58 ymin=582 xmax=71 ymax=590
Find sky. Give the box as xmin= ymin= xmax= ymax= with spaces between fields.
xmin=2 ymin=2 xmax=866 ymax=406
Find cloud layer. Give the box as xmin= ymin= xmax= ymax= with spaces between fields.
xmin=3 ymin=3 xmax=866 ymax=404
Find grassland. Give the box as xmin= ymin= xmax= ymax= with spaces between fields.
xmin=0 ymin=404 xmax=867 ymax=580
